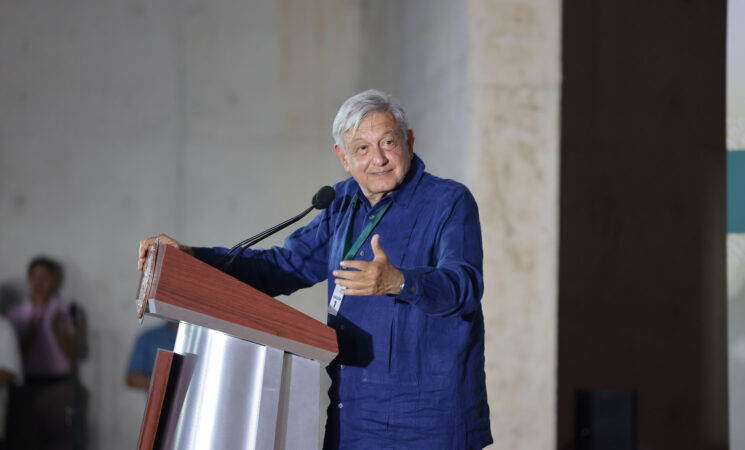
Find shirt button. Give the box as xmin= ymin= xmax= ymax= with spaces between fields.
xmin=340 ymin=364 xmax=345 ymax=369
xmin=369 ymin=215 xmax=375 ymax=220
xmin=359 ymin=250 xmax=365 ymax=256
xmin=338 ymin=403 xmax=343 ymax=408
xmin=340 ymin=324 xmax=346 ymax=330
xmin=411 ymin=285 xmax=416 ymax=293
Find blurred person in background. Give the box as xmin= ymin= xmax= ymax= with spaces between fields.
xmin=7 ymin=257 xmax=73 ymax=377
xmin=5 ymin=256 xmax=87 ymax=450
xmin=125 ymin=320 xmax=178 ymax=390
xmin=0 ymin=315 xmax=22 ymax=450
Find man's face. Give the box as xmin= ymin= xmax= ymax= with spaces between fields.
xmin=334 ymin=111 xmax=415 ymax=206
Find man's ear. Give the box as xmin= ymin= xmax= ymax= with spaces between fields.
xmin=334 ymin=144 xmax=350 ymax=172
xmin=407 ymin=129 xmax=416 ymax=159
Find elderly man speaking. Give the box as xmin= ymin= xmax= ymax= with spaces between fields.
xmin=138 ymin=90 xmax=492 ymax=449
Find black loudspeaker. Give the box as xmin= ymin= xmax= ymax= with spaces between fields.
xmin=575 ymin=389 xmax=637 ymax=450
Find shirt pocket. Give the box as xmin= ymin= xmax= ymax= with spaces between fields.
xmin=390 ymin=302 xmax=464 ymax=386
xmin=386 ymin=301 xmax=423 ymax=386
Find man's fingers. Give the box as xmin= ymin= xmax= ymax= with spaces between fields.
xmin=333 ymin=270 xmax=375 ymax=294
xmin=334 ymin=278 xmax=365 ymax=289
xmin=138 ymin=234 xmax=185 ymax=270
xmin=138 ymin=241 xmax=146 ymax=271
xmin=139 ymin=237 xmax=158 ymax=257
xmin=370 ymin=234 xmax=388 ymax=261
xmin=138 ymin=235 xmax=165 ymax=270
xmin=338 ymin=260 xmax=371 ymax=271
xmin=332 ymin=270 xmax=363 ymax=282
xmin=138 ymin=237 xmax=155 ymax=270
xmin=340 ymin=288 xmax=367 ymax=297
xmin=333 ymin=278 xmax=372 ymax=297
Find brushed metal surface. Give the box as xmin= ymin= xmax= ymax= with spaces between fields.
xmin=254 ymin=346 xmax=284 ymax=449
xmin=155 ymin=322 xmax=320 ymax=450
xmin=276 ymin=353 xmax=321 ymax=450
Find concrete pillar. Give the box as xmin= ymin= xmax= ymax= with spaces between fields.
xmin=466 ymin=1 xmax=561 ymax=448
xmin=397 ymin=1 xmax=561 ymax=447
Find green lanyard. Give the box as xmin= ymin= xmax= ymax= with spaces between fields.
xmin=341 ymin=197 xmax=392 ymax=262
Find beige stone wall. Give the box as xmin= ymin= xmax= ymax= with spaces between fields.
xmin=467 ymin=1 xmax=561 ymax=448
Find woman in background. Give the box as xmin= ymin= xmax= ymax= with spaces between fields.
xmin=7 ymin=257 xmax=73 ymax=377
xmin=5 ymin=257 xmax=83 ymax=450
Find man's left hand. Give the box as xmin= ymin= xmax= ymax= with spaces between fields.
xmin=332 ymin=234 xmax=404 ymax=296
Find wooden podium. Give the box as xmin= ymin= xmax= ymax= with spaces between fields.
xmin=134 ymin=243 xmax=338 ymax=450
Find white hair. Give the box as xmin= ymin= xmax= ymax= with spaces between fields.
xmin=332 ymin=89 xmax=409 ymax=153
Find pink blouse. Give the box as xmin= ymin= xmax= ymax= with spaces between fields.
xmin=7 ymin=296 xmax=72 ymax=377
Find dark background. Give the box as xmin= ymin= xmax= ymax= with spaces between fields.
xmin=559 ymin=1 xmax=728 ymax=448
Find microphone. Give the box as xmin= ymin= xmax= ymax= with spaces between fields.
xmin=215 ymin=186 xmax=336 ymax=272
xmin=312 ymin=185 xmax=336 ymax=209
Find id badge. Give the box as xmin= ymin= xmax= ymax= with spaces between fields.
xmin=328 ymin=284 xmax=345 ymax=316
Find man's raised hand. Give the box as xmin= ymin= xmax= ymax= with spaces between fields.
xmin=332 ymin=234 xmax=404 ymax=296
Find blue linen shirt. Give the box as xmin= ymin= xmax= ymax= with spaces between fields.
xmin=127 ymin=322 xmax=178 ymax=376
xmin=193 ymin=155 xmax=492 ymax=449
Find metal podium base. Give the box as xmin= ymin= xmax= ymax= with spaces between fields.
xmin=158 ymin=322 xmax=320 ymax=450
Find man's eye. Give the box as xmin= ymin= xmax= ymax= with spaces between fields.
xmin=357 ymin=146 xmax=367 ymax=152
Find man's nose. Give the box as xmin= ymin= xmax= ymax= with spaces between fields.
xmin=370 ymin=145 xmax=388 ymax=165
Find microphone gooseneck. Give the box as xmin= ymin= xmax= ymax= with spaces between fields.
xmin=215 ymin=186 xmax=336 ymax=273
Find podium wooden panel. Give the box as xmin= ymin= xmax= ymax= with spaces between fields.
xmin=136 ymin=243 xmax=337 ymax=362
xmin=137 ymin=349 xmax=176 ymax=450
xmin=135 ymin=244 xmax=337 ymax=449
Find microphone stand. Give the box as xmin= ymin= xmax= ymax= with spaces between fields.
xmin=215 ymin=205 xmax=315 ymax=273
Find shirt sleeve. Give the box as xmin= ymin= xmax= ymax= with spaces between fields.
xmin=192 ymin=207 xmax=333 ymax=297
xmin=395 ymin=189 xmax=485 ymax=317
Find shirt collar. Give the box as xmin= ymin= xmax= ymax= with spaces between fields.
xmin=353 ymin=153 xmax=425 ymax=210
